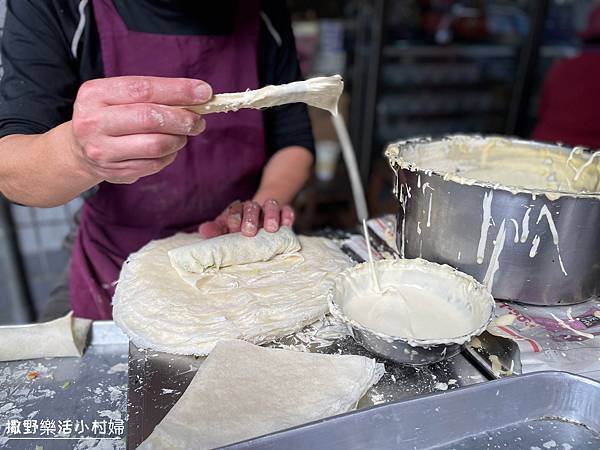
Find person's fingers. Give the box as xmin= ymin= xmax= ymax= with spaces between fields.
xmin=99 ymin=152 xmax=179 ymax=183
xmin=225 ymin=201 xmax=243 ymax=233
xmin=199 ymin=203 xmax=294 ymax=239
xmin=212 ymin=208 xmax=230 ymax=228
xmin=262 ymin=199 xmax=280 ymax=233
xmin=89 ymin=133 xmax=187 ymax=163
xmin=241 ymin=201 xmax=261 ymax=237
xmin=198 ymin=221 xmax=228 ymax=239
xmin=76 ymin=76 xmax=213 ymax=107
xmin=100 ymin=104 xmax=205 ymax=137
xmin=281 ymin=205 xmax=295 ymax=227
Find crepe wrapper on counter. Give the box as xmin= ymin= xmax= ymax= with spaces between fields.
xmin=0 ymin=312 xmax=92 ymax=362
xmin=138 ymin=340 xmax=384 ymax=450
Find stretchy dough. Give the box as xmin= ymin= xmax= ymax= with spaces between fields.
xmin=113 ymin=233 xmax=351 ymax=355
xmin=0 ymin=313 xmax=91 ymax=362
xmin=138 ymin=340 xmax=384 ymax=450
xmin=184 ymin=75 xmax=344 ymax=116
xmin=168 ymin=227 xmax=301 ymax=287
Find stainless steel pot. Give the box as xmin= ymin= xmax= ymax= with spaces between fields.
xmin=386 ymin=135 xmax=600 ymax=305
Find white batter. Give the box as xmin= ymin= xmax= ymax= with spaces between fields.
xmin=386 ymin=136 xmax=600 ymax=198
xmin=331 ymin=259 xmax=494 ymax=344
xmin=344 ymin=284 xmax=472 ymax=339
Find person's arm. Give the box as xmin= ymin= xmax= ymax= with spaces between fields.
xmin=253 ymin=146 xmax=312 ymax=206
xmin=198 ymin=145 xmax=312 ymax=238
xmin=0 ymin=125 xmax=97 ymax=207
xmin=0 ymin=2 xmax=211 ymax=207
xmin=251 ymin=145 xmax=312 ymax=229
xmin=198 ymin=1 xmax=315 ymax=239
xmin=251 ymin=0 xmax=315 ymax=231
xmin=0 ymin=77 xmax=210 ymax=207
xmin=0 ymin=0 xmax=84 ymax=206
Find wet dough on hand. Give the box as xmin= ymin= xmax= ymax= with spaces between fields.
xmin=185 ymin=75 xmax=344 ymax=116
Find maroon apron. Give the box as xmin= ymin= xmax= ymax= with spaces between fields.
xmin=70 ymin=0 xmax=265 ymax=319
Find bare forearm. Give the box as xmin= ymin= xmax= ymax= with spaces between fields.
xmin=0 ymin=122 xmax=99 ymax=207
xmin=253 ymin=146 xmax=313 ymax=205
xmin=0 ymin=76 xmax=210 ymax=208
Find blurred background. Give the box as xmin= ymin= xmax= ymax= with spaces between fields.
xmin=1 ymin=0 xmax=598 ymax=324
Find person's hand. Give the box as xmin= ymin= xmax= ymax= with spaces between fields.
xmin=70 ymin=76 xmax=211 ymax=184
xmin=198 ymin=199 xmax=295 ymax=239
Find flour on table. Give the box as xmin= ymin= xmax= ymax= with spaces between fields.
xmin=107 ymin=363 xmax=128 ymax=374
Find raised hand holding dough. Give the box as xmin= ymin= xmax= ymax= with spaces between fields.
xmin=138 ymin=340 xmax=384 ymax=450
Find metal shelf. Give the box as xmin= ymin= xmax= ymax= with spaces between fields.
xmin=383 ymin=43 xmax=518 ymax=59
xmin=383 ymin=43 xmax=578 ymax=59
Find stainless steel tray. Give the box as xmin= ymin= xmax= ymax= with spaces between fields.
xmin=227 ymin=371 xmax=600 ymax=450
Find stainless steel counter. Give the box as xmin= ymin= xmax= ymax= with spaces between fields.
xmin=121 ymin=226 xmax=495 ymax=447
xmin=126 ymin=335 xmax=489 ymax=449
xmin=0 ymin=224 xmax=524 ymax=450
xmin=0 ymin=226 xmax=515 ymax=449
xmin=0 ymin=321 xmax=129 ymax=449
xmin=0 ymin=316 xmax=570 ymax=450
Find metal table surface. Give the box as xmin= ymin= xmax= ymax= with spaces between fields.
xmin=125 ymin=226 xmax=502 ymax=448
xmin=0 ymin=318 xmax=566 ymax=450
xmin=0 ymin=321 xmax=129 ymax=449
xmin=0 ymin=226 xmax=519 ymax=450
xmin=126 ymin=335 xmax=489 ymax=449
xmin=1 ymin=221 xmax=595 ymax=449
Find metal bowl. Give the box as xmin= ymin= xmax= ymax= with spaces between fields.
xmin=346 ymin=324 xmax=464 ymax=366
xmin=327 ymin=259 xmax=495 ymax=366
xmin=385 ymin=135 xmax=600 ymax=306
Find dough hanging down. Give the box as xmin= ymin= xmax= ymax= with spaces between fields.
xmin=168 ymin=226 xmax=301 ymax=287
xmin=138 ymin=339 xmax=384 ymax=450
xmin=113 ymin=233 xmax=352 ymax=355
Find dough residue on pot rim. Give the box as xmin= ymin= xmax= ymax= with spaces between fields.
xmin=385 ymin=135 xmax=600 ymax=200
